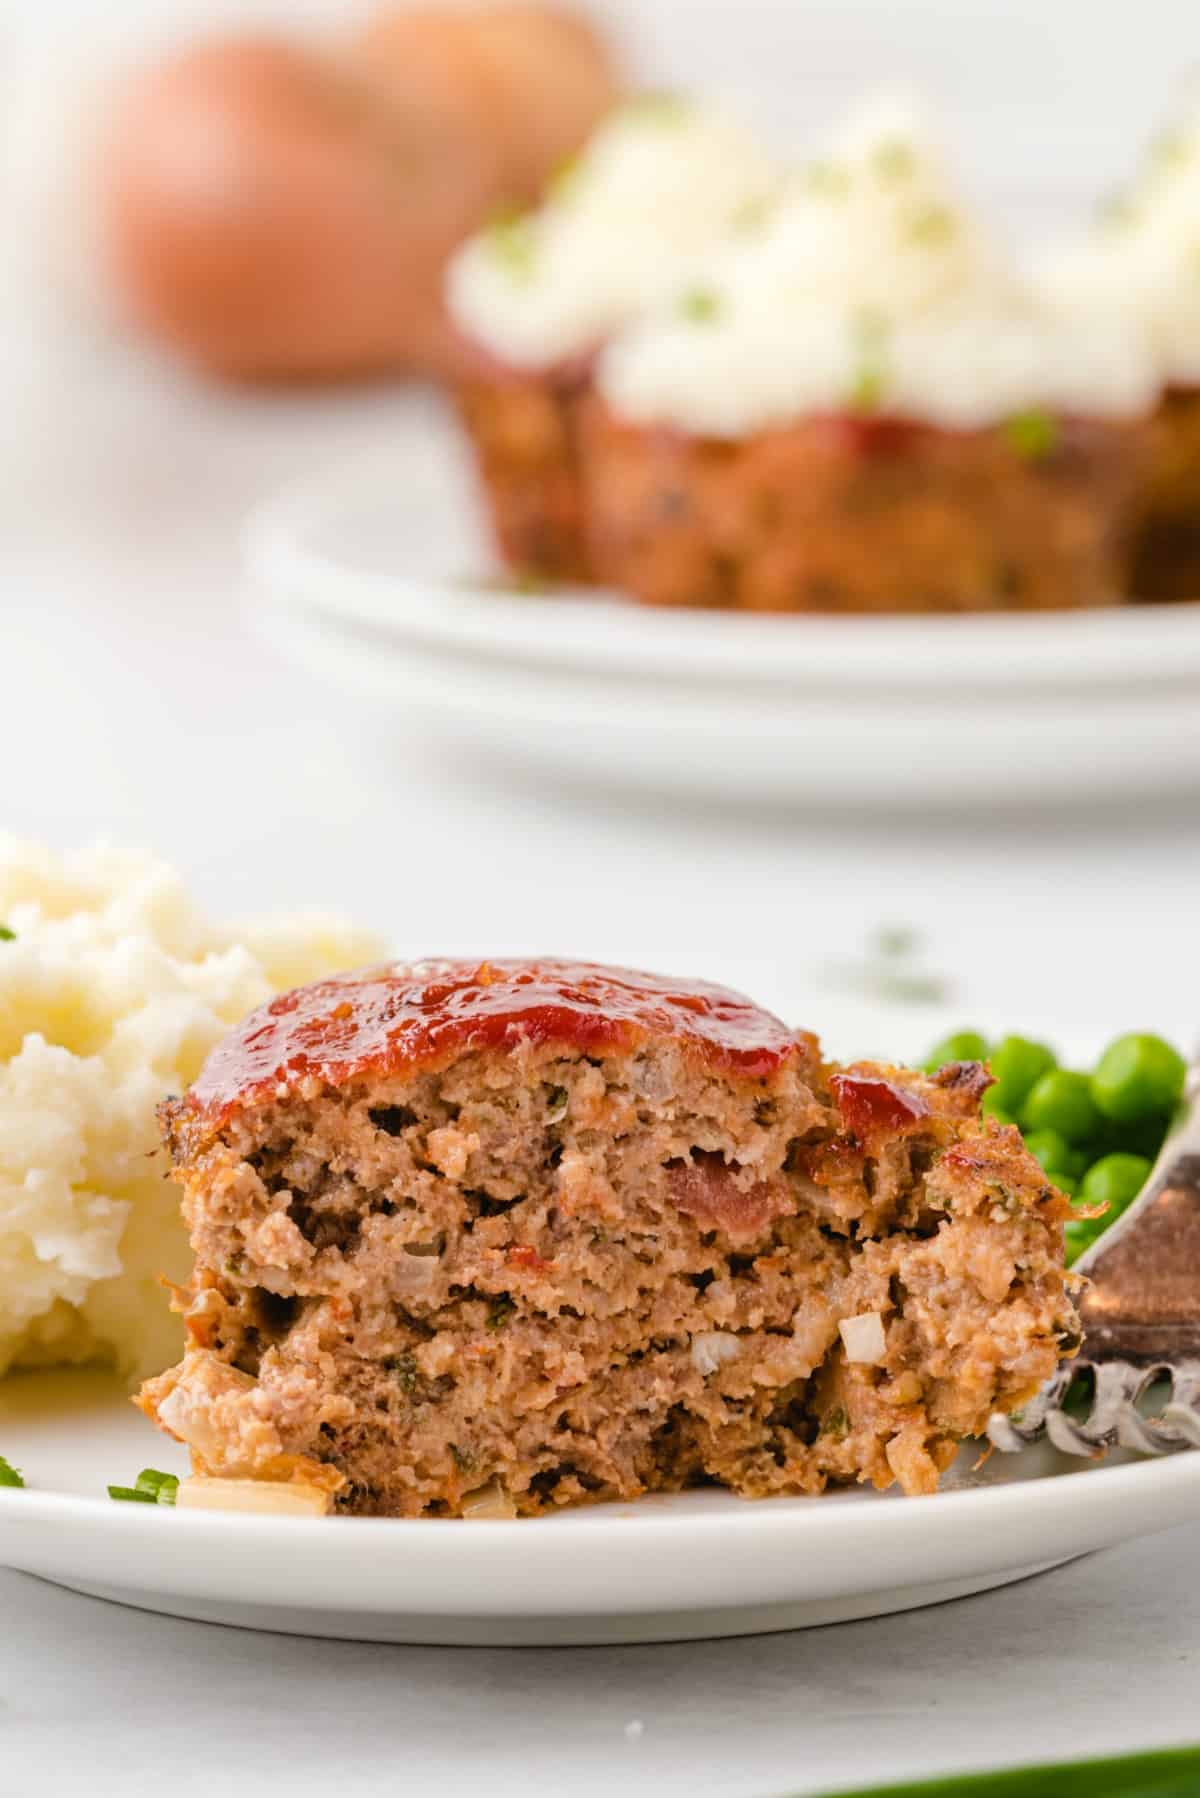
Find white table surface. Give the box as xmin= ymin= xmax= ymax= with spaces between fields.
xmin=2 ymin=330 xmax=1199 ymax=1795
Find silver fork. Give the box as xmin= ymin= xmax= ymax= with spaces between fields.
xmin=988 ymin=1060 xmax=1200 ymax=1458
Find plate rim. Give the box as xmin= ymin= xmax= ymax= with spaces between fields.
xmin=244 ymin=454 xmax=1200 ymax=693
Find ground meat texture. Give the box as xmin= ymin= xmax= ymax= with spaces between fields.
xmin=577 ymin=400 xmax=1149 ymax=613
xmin=456 ymin=364 xmax=595 ymax=582
xmin=138 ymin=959 xmax=1078 ymax=1516
xmin=1129 ymin=385 xmax=1200 ymax=602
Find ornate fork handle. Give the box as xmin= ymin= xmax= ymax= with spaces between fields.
xmin=989 ymin=1064 xmax=1200 ymax=1456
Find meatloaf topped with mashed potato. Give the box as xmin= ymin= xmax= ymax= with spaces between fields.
xmin=138 ymin=958 xmax=1077 ymax=1516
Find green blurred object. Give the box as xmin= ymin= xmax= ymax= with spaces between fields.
xmin=987 ymin=1035 xmax=1056 ymax=1113
xmin=806 ymin=1743 xmax=1200 ymax=1795
xmin=1023 ymin=1128 xmax=1073 ymax=1175
xmin=1079 ymin=1152 xmax=1153 ymax=1217
xmin=1092 ymin=1033 xmax=1187 ymax=1124
xmin=1021 ymin=1069 xmax=1101 ymax=1142
xmin=922 ymin=1030 xmax=989 ymax=1072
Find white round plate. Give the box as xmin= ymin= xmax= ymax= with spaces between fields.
xmin=2 ymin=1368 xmax=1199 ymax=1646
xmin=0 ymin=999 xmax=1195 ymax=1645
xmin=244 ymin=418 xmax=1200 ymax=805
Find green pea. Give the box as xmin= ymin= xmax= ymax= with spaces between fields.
xmin=922 ymin=1030 xmax=989 ymax=1073
xmin=1022 ymin=1069 xmax=1101 ymax=1142
xmin=1023 ymin=1128 xmax=1072 ymax=1174
xmin=1092 ymin=1033 xmax=1187 ymax=1124
xmin=980 ymin=1091 xmax=1015 ymax=1125
xmin=1064 ymin=1217 xmax=1102 ymax=1265
xmin=1078 ymin=1152 xmax=1152 ymax=1216
xmin=988 ymin=1036 xmax=1056 ymax=1112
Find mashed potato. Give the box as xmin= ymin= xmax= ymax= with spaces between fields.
xmin=0 ymin=838 xmax=383 ymax=1381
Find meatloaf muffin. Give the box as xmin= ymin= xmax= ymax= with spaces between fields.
xmin=138 ymin=958 xmax=1077 ymax=1517
xmin=590 ymin=97 xmax=1156 ymax=612
xmin=444 ymin=95 xmax=774 ymax=580
xmin=1038 ymin=104 xmax=1200 ymax=601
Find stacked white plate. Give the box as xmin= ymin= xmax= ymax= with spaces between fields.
xmin=246 ymin=405 xmax=1200 ymax=806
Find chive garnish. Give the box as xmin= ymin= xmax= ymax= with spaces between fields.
xmin=108 ymin=1468 xmax=179 ymax=1505
xmin=486 ymin=1296 xmax=516 ymax=1330
xmin=485 ymin=207 xmax=538 ymax=282
xmin=0 ymin=1455 xmax=24 ymax=1487
xmin=0 ymin=925 xmax=14 ymax=942
xmin=848 ymin=364 xmax=886 ymax=414
xmin=1005 ymin=409 xmax=1060 ymax=461
xmin=872 ymin=138 xmax=915 ymax=181
xmin=679 ymin=287 xmax=722 ymax=324
xmin=907 ymin=203 xmax=957 ymax=246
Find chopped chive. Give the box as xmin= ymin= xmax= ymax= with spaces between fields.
xmin=0 ymin=1454 xmax=24 ymax=1487
xmin=823 ymin=1405 xmax=850 ymax=1438
xmin=907 ymin=203 xmax=957 ymax=246
xmin=545 ymin=1084 xmax=568 ymax=1117
xmin=485 ymin=207 xmax=538 ymax=282
xmin=872 ymin=137 xmax=915 ymax=181
xmin=1005 ymin=409 xmax=1060 ymax=461
xmin=679 ymin=286 xmax=722 ymax=324
xmin=0 ymin=925 xmax=14 ymax=942
xmin=108 ymin=1468 xmax=179 ymax=1505
xmin=848 ymin=363 xmax=886 ymax=414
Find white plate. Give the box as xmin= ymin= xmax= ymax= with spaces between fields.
xmin=244 ymin=426 xmax=1200 ymax=805
xmin=3 ymin=1369 xmax=1200 ymax=1646
xmin=0 ymin=1000 xmax=1195 ymax=1645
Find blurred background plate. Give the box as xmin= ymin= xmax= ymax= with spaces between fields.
xmin=246 ymin=413 xmax=1200 ymax=806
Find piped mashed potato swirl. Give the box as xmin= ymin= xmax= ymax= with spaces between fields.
xmin=1036 ymin=97 xmax=1200 ymax=387
xmin=599 ymin=95 xmax=1157 ymax=436
xmin=445 ymin=92 xmax=775 ymax=369
xmin=0 ymin=839 xmax=382 ymax=1380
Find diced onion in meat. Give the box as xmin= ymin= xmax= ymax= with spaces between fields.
xmin=175 ymin=1477 xmax=332 ymax=1516
xmin=690 ymin=1330 xmax=741 ymax=1376
xmin=839 ymin=1311 xmax=887 ymax=1365
xmin=462 ymin=1478 xmax=517 ymax=1520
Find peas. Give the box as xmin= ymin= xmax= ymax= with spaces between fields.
xmin=922 ymin=1030 xmax=989 ymax=1073
xmin=1092 ymin=1033 xmax=1187 ymax=1124
xmin=923 ymin=1023 xmax=1186 ymax=1265
xmin=1078 ymin=1152 xmax=1152 ymax=1217
xmin=987 ymin=1036 xmax=1056 ymax=1114
xmin=1021 ymin=1070 xmax=1101 ymax=1143
xmin=1064 ymin=1217 xmax=1102 ymax=1264
xmin=1023 ymin=1127 xmax=1070 ymax=1171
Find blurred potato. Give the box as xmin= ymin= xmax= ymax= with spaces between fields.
xmin=99 ymin=9 xmax=621 ymax=384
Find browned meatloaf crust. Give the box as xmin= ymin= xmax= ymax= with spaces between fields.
xmin=456 ymin=365 xmax=595 ymax=582
xmin=138 ymin=958 xmax=1077 ymax=1516
xmin=1129 ymin=385 xmax=1200 ymax=601
xmin=577 ymin=401 xmax=1148 ymax=612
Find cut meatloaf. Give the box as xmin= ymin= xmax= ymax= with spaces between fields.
xmin=579 ymin=401 xmax=1148 ymax=612
xmin=138 ymin=958 xmax=1077 ymax=1516
xmin=456 ymin=365 xmax=594 ymax=583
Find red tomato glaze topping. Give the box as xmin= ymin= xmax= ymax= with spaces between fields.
xmin=830 ymin=1071 xmax=929 ymax=1145
xmin=186 ymin=958 xmax=804 ymax=1130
